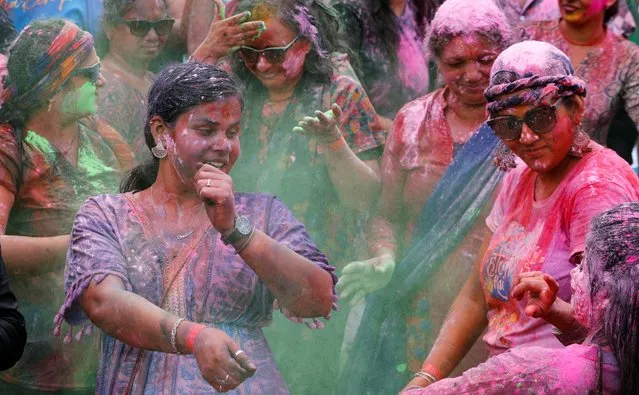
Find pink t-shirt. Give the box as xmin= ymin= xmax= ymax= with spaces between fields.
xmin=407 ymin=344 xmax=619 ymax=394
xmin=481 ymin=147 xmax=639 ymax=355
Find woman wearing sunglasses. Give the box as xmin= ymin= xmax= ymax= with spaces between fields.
xmin=520 ymin=0 xmax=639 ymax=147
xmin=0 ymin=20 xmax=131 ymax=394
xmin=338 ymin=1 xmax=512 ymax=393
xmin=98 ymin=0 xmax=175 ymax=162
xmin=402 ymin=40 xmax=639 ymax=391
xmin=402 ymin=201 xmax=639 ymax=394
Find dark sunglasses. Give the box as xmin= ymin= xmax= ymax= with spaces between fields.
xmin=70 ymin=63 xmax=101 ymax=85
xmin=238 ymin=36 xmax=300 ymax=66
xmin=119 ymin=18 xmax=175 ymax=37
xmin=487 ymin=103 xmax=558 ymax=141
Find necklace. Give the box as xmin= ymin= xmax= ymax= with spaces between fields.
xmin=149 ymin=186 xmax=205 ymax=240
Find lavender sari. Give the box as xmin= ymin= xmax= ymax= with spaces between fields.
xmin=55 ymin=192 xmax=336 ymax=394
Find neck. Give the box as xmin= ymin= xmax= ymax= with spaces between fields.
xmin=537 ymin=152 xmax=578 ymax=186
xmin=266 ymin=83 xmax=298 ymax=103
xmin=152 ymin=160 xmax=200 ymax=208
xmin=25 ymin=108 xmax=78 ymax=141
xmin=104 ymin=51 xmax=148 ymax=77
xmin=389 ymin=0 xmax=406 ymax=16
xmin=448 ymin=91 xmax=487 ymax=123
xmin=559 ymin=17 xmax=606 ymax=46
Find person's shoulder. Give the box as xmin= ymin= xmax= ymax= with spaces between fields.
xmin=570 ymin=146 xmax=639 ymax=193
xmin=332 ymin=0 xmax=368 ymax=18
xmin=234 ymin=192 xmax=277 ymax=213
xmin=81 ymin=193 xmax=130 ymax=216
xmin=396 ymin=88 xmax=444 ymax=117
xmin=611 ymin=34 xmax=639 ymax=57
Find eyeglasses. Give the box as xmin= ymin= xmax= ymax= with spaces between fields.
xmin=238 ymin=36 xmax=300 ymax=66
xmin=487 ymin=103 xmax=558 ymax=141
xmin=119 ymin=18 xmax=175 ymax=37
xmin=70 ymin=63 xmax=101 ymax=85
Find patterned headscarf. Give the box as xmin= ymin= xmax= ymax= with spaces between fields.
xmin=484 ymin=40 xmax=586 ymax=115
xmin=1 ymin=21 xmax=94 ymax=111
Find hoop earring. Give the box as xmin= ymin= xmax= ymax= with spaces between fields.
xmin=151 ymin=140 xmax=167 ymax=159
xmin=569 ymin=126 xmax=592 ymax=158
xmin=493 ymin=144 xmax=517 ymax=172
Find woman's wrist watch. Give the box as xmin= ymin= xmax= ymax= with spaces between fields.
xmin=221 ymin=216 xmax=255 ymax=250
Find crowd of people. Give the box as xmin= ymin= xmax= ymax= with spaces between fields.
xmin=0 ymin=0 xmax=638 ymax=394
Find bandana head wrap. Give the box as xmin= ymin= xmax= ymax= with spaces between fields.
xmin=484 ymin=40 xmax=586 ymax=115
xmin=1 ymin=21 xmax=94 ymax=112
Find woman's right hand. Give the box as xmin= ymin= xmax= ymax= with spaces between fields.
xmin=195 ymin=0 xmax=266 ymax=62
xmin=193 ymin=327 xmax=257 ymax=392
xmin=510 ymin=271 xmax=559 ymax=318
xmin=337 ymin=254 xmax=395 ymax=306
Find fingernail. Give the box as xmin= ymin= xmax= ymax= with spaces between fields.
xmin=230 ymin=46 xmax=239 ymax=53
xmin=239 ymin=11 xmax=251 ymax=22
xmin=258 ymin=21 xmax=266 ymax=31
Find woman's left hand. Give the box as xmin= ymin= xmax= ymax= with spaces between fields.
xmin=293 ymin=103 xmax=343 ymax=143
xmin=195 ymin=164 xmax=237 ymax=234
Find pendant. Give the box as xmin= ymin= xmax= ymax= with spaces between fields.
xmin=176 ymin=230 xmax=194 ymax=240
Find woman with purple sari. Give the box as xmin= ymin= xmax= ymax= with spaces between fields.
xmin=54 ymin=62 xmax=337 ymax=394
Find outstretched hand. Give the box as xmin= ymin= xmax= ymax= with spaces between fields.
xmin=510 ymin=271 xmax=559 ymax=318
xmin=293 ymin=103 xmax=343 ymax=144
xmin=337 ymin=254 xmax=395 ymax=306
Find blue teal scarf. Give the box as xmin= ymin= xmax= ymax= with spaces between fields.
xmin=339 ymin=123 xmax=503 ymax=394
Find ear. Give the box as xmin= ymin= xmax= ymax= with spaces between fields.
xmin=298 ymin=38 xmax=312 ymax=56
xmin=149 ymin=115 xmax=169 ymax=143
xmin=102 ymin=22 xmax=115 ymax=41
xmin=605 ymin=0 xmax=617 ymax=9
xmin=568 ymin=96 xmax=585 ymax=125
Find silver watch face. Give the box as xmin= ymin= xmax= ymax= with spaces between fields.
xmin=236 ymin=216 xmax=252 ymax=235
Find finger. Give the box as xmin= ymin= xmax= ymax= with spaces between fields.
xmin=350 ymin=290 xmax=367 ymax=307
xmin=302 ymin=116 xmax=321 ymax=128
xmin=524 ymin=304 xmax=543 ymax=318
xmin=514 ymin=271 xmax=545 ymax=283
xmin=338 ymin=281 xmax=361 ymax=302
xmin=542 ymin=273 xmax=560 ymax=294
xmin=212 ymin=0 xmax=227 ymax=21
xmin=335 ymin=274 xmax=359 ymax=293
xmin=341 ymin=261 xmax=372 ymax=275
xmin=315 ymin=110 xmax=334 ymax=126
xmin=331 ymin=103 xmax=343 ymax=118
xmin=228 ymin=345 xmax=257 ymax=376
xmin=510 ymin=278 xmax=546 ymax=300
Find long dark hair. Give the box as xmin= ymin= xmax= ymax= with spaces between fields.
xmin=0 ymin=8 xmax=16 ymax=55
xmin=231 ymin=0 xmax=334 ymax=87
xmin=372 ymin=0 xmax=438 ymax=64
xmin=120 ymin=62 xmax=244 ymax=193
xmin=586 ymin=202 xmax=639 ymax=394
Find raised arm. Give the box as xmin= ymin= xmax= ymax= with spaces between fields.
xmin=195 ymin=164 xmax=334 ymax=318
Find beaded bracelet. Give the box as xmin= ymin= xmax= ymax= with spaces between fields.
xmin=170 ymin=318 xmax=186 ymax=354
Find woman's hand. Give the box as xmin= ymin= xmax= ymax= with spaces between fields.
xmin=337 ymin=254 xmax=395 ymax=306
xmin=399 ymin=376 xmax=432 ymax=394
xmin=293 ymin=103 xmax=343 ymax=144
xmin=195 ymin=164 xmax=236 ymax=234
xmin=193 ymin=327 xmax=257 ymax=392
xmin=510 ymin=271 xmax=559 ymax=318
xmin=195 ymin=0 xmax=266 ymax=62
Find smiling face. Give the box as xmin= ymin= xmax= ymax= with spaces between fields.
xmin=559 ymin=0 xmax=616 ymax=24
xmin=157 ymin=96 xmax=242 ymax=184
xmin=241 ymin=16 xmax=311 ymax=92
xmin=106 ymin=0 xmax=170 ymax=62
xmin=58 ymin=47 xmax=105 ymax=119
xmin=497 ymin=97 xmax=578 ymax=173
xmin=438 ymin=34 xmax=500 ymax=106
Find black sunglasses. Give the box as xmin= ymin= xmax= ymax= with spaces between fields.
xmin=487 ymin=103 xmax=558 ymax=141
xmin=238 ymin=36 xmax=300 ymax=65
xmin=70 ymin=63 xmax=101 ymax=85
xmin=119 ymin=18 xmax=175 ymax=37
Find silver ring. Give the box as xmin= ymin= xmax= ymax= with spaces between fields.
xmin=206 ymin=179 xmax=212 ymax=187
xmin=222 ymin=374 xmax=230 ymax=384
xmin=218 ymin=384 xmax=223 ymax=391
xmin=233 ymin=349 xmax=245 ymax=358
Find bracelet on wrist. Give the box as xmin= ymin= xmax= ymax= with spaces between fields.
xmin=413 ymin=371 xmax=437 ymax=385
xmin=234 ymin=226 xmax=256 ymax=254
xmin=184 ymin=323 xmax=207 ymax=354
xmin=170 ymin=318 xmax=186 ymax=354
xmin=420 ymin=363 xmax=443 ymax=381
